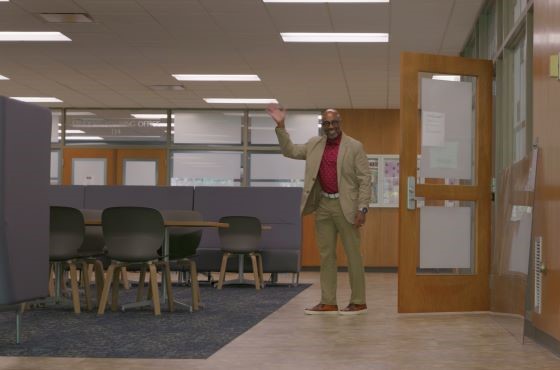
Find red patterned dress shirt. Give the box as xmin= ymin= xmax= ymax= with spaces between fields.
xmin=318 ymin=134 xmax=341 ymax=193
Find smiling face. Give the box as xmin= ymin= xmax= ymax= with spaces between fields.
xmin=321 ymin=109 xmax=342 ymax=140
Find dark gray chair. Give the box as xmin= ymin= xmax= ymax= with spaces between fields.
xmin=161 ymin=210 xmax=203 ymax=311
xmin=49 ymin=206 xmax=88 ymax=313
xmin=78 ymin=209 xmax=106 ymax=304
xmin=98 ymin=207 xmax=173 ymax=316
xmin=217 ymin=216 xmax=264 ymax=290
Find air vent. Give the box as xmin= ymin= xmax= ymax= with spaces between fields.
xmin=534 ymin=236 xmax=543 ymax=314
xmin=39 ymin=13 xmax=93 ymax=23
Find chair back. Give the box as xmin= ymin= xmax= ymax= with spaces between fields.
xmin=218 ymin=216 xmax=262 ymax=253
xmin=49 ymin=206 xmax=85 ymax=261
xmin=102 ymin=207 xmax=164 ymax=262
xmin=161 ymin=210 xmax=203 ymax=259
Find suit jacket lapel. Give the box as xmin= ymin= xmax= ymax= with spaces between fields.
xmin=337 ymin=133 xmax=349 ymax=188
xmin=309 ymin=136 xmax=326 ymax=177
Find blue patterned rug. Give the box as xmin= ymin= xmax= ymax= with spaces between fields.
xmin=0 ymin=283 xmax=309 ymax=359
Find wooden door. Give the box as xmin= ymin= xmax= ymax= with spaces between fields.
xmin=62 ymin=148 xmax=167 ymax=186
xmin=116 ymin=149 xmax=167 ymax=186
xmin=398 ymin=52 xmax=493 ymax=312
xmin=62 ymin=148 xmax=116 ymax=185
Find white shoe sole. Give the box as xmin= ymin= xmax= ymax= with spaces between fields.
xmin=304 ymin=309 xmax=339 ymax=315
xmin=339 ymin=309 xmax=368 ymax=315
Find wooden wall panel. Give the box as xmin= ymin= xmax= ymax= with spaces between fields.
xmin=300 ymin=109 xmax=400 ymax=267
xmin=531 ymin=0 xmax=560 ymax=341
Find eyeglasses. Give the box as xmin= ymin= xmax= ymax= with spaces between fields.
xmin=321 ymin=120 xmax=340 ymax=127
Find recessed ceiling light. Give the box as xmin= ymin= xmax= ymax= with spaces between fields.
xmin=131 ymin=114 xmax=174 ymax=119
xmin=173 ymin=74 xmax=261 ymax=81
xmin=432 ymin=75 xmax=461 ymax=82
xmin=59 ymin=129 xmax=85 ymax=134
xmin=264 ymin=0 xmax=388 ymax=2
xmin=39 ymin=13 xmax=93 ymax=23
xmin=10 ymin=97 xmax=63 ymax=103
xmin=66 ymin=111 xmax=96 ymax=116
xmin=204 ymin=98 xmax=278 ymax=104
xmin=0 ymin=32 xmax=71 ymax=42
xmin=0 ymin=74 xmax=9 ymax=80
xmin=281 ymin=32 xmax=388 ymax=42
xmin=66 ymin=136 xmax=103 ymax=141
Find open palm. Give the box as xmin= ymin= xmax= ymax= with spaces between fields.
xmin=266 ymin=103 xmax=286 ymax=124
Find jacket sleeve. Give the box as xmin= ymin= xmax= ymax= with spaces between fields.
xmin=275 ymin=127 xmax=307 ymax=160
xmin=355 ymin=142 xmax=372 ymax=209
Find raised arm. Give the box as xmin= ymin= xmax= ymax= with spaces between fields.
xmin=266 ymin=103 xmax=307 ymax=160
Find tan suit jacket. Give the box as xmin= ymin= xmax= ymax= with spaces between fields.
xmin=275 ymin=128 xmax=371 ymax=224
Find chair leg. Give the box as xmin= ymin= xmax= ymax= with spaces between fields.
xmin=137 ymin=265 xmax=147 ymax=302
xmin=81 ymin=261 xmax=92 ymax=311
xmin=111 ymin=266 xmax=121 ymax=312
xmin=217 ymin=253 xmax=230 ymax=289
xmin=148 ymin=263 xmax=161 ymax=316
xmin=256 ymin=253 xmax=264 ymax=288
xmin=121 ymin=267 xmax=130 ymax=290
xmin=163 ymin=261 xmax=175 ymax=312
xmin=97 ymin=264 xmax=115 ymax=315
xmin=93 ymin=260 xmax=104 ymax=304
xmin=48 ymin=263 xmax=55 ymax=297
xmin=189 ymin=259 xmax=200 ymax=310
xmin=68 ymin=261 xmax=81 ymax=313
xmin=249 ymin=254 xmax=260 ymax=291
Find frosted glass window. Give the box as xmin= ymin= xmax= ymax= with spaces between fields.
xmin=50 ymin=151 xmax=60 ymax=184
xmin=66 ymin=109 xmax=167 ymax=143
xmin=419 ymin=78 xmax=474 ymax=182
xmin=419 ymin=205 xmax=473 ymax=272
xmin=123 ymin=160 xmax=157 ymax=186
xmin=72 ymin=158 xmax=107 ymax=185
xmin=51 ymin=110 xmax=61 ymax=143
xmin=249 ymin=111 xmax=320 ymax=144
xmin=513 ymin=37 xmax=527 ymax=162
xmin=173 ymin=111 xmax=242 ymax=144
xmin=250 ymin=153 xmax=304 ymax=187
xmin=171 ymin=152 xmax=241 ymax=186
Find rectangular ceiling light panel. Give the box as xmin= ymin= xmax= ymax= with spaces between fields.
xmin=11 ymin=97 xmax=63 ymax=103
xmin=281 ymin=32 xmax=388 ymax=42
xmin=0 ymin=32 xmax=71 ymax=41
xmin=264 ymin=1 xmax=389 ymax=3
xmin=173 ymin=74 xmax=261 ymax=81
xmin=204 ymin=98 xmax=278 ymax=104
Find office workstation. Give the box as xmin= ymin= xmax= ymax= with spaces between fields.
xmin=1 ymin=0 xmax=560 ymax=369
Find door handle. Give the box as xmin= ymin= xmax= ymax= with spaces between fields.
xmin=407 ymin=176 xmax=416 ymax=210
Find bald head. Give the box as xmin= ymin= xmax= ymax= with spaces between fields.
xmin=321 ymin=108 xmax=342 ymax=140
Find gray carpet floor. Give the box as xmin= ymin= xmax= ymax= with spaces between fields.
xmin=0 ymin=283 xmax=309 ymax=359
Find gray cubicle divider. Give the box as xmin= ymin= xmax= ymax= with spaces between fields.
xmin=0 ymin=96 xmax=51 ymax=306
xmin=194 ymin=187 xmax=302 ymax=274
xmin=48 ymin=185 xmax=85 ymax=208
xmin=83 ymin=185 xmax=194 ymax=210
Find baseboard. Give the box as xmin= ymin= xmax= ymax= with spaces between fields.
xmin=525 ymin=319 xmax=560 ymax=357
xmin=301 ymin=266 xmax=397 ymax=273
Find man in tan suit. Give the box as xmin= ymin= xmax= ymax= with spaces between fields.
xmin=267 ymin=104 xmax=371 ymax=315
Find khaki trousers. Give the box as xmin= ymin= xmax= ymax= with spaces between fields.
xmin=314 ymin=197 xmax=366 ymax=305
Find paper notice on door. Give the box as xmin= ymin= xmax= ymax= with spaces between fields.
xmin=429 ymin=141 xmax=458 ymax=169
xmin=422 ymin=111 xmax=446 ymax=147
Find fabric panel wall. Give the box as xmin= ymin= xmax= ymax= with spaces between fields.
xmin=0 ymin=97 xmax=51 ymax=304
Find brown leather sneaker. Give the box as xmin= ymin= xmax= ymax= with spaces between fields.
xmin=339 ymin=303 xmax=368 ymax=315
xmin=304 ymin=303 xmax=339 ymax=315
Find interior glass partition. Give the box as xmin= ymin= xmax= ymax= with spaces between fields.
xmin=65 ymin=109 xmax=168 ymax=144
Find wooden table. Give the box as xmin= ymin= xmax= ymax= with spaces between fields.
xmin=85 ymin=219 xmax=229 ymax=312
